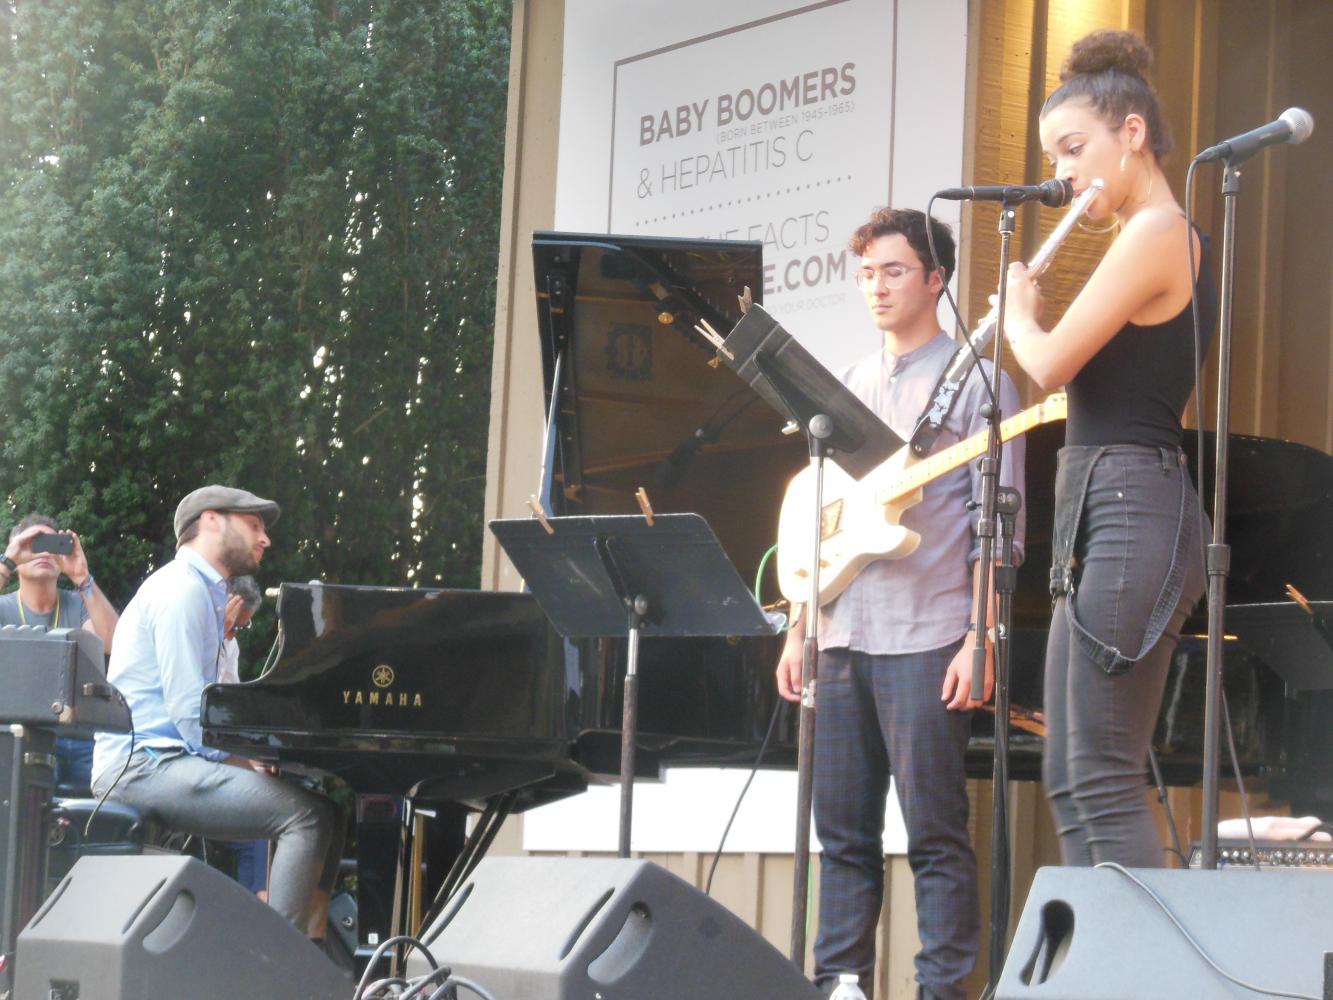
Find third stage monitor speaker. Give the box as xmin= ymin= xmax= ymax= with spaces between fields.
xmin=996 ymin=864 xmax=1333 ymax=999
xmin=408 ymin=856 xmax=821 ymax=999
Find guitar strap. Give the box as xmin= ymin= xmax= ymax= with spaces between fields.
xmin=908 ymin=328 xmax=994 ymax=457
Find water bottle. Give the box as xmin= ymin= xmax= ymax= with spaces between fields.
xmin=829 ymin=972 xmax=868 ymax=999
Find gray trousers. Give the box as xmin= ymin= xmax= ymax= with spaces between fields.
xmin=1043 ymin=445 xmax=1206 ymax=867
xmin=93 ymin=749 xmax=343 ymax=932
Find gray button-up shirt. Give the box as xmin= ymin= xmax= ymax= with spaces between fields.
xmin=818 ymin=332 xmax=1026 ymax=655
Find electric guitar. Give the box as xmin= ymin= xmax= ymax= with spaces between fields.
xmin=776 ymin=394 xmax=1066 ymax=606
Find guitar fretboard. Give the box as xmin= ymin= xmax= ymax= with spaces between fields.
xmin=874 ymin=395 xmax=1066 ymax=505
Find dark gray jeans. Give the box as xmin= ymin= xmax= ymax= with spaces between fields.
xmin=93 ymin=749 xmax=344 ymax=932
xmin=1043 ymin=445 xmax=1206 ymax=867
xmin=812 ymin=642 xmax=977 ymax=1000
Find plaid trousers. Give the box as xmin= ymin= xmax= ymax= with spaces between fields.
xmin=812 ymin=642 xmax=978 ymax=1000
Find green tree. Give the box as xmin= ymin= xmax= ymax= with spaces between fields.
xmin=0 ymin=0 xmax=511 ymax=656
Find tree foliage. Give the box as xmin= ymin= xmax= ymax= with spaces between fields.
xmin=0 ymin=0 xmax=512 ymax=648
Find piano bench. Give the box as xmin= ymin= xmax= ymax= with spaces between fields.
xmin=47 ymin=797 xmax=172 ymax=889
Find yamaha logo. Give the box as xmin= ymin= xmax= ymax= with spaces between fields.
xmin=343 ymin=663 xmax=423 ymax=709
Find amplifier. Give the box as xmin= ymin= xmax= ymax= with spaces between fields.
xmin=0 ymin=627 xmax=130 ymax=734
xmin=1187 ymin=839 xmax=1333 ymax=869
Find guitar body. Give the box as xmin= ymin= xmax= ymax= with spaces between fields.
xmin=776 ymin=448 xmax=925 ymax=607
xmin=773 ymin=393 xmax=1066 ymax=608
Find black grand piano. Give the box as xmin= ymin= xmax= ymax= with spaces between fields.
xmin=202 ymin=231 xmax=1333 ymax=945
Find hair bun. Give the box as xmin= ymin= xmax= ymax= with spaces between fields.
xmin=1060 ymin=29 xmax=1153 ymax=83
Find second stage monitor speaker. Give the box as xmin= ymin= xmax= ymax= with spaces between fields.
xmin=408 ymin=856 xmax=821 ymax=999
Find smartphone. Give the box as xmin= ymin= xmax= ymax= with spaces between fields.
xmin=31 ymin=533 xmax=74 ymax=555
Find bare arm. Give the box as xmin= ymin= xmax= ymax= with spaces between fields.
xmin=1002 ymin=207 xmax=1199 ymax=390
xmin=58 ymin=531 xmax=120 ymax=653
xmin=775 ymin=606 xmax=804 ymax=703
xmin=941 ymin=559 xmax=995 ymax=710
xmin=78 ymin=583 xmax=120 ymax=653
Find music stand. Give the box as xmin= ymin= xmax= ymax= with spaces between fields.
xmin=717 ymin=303 xmax=900 ymax=965
xmin=488 ymin=513 xmax=778 ymax=859
xmin=1228 ymin=601 xmax=1333 ymax=691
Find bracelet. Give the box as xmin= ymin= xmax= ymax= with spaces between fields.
xmin=76 ymin=574 xmax=95 ymax=595
xmin=0 ymin=555 xmax=15 ymax=573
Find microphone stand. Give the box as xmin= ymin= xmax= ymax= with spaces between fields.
xmin=968 ymin=200 xmax=1023 ymax=988
xmin=1199 ymin=159 xmax=1242 ymax=870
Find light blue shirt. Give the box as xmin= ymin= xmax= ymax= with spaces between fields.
xmin=818 ymin=332 xmax=1026 ymax=655
xmin=92 ymin=547 xmax=230 ymax=784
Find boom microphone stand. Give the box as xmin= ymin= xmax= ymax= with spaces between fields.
xmin=968 ymin=201 xmax=1024 ymax=988
xmin=1194 ymin=106 xmax=1314 ymax=869
xmin=1197 ymin=158 xmax=1241 ymax=872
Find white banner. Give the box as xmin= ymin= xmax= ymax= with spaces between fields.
xmin=556 ymin=0 xmax=969 ymax=371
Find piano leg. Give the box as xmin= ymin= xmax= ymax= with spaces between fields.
xmin=354 ymin=794 xmax=404 ymax=967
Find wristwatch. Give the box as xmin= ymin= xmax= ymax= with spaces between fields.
xmin=0 ymin=554 xmax=16 ymax=573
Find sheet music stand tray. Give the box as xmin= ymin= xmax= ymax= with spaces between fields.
xmin=722 ymin=302 xmax=902 ymax=478
xmin=488 ymin=513 xmax=777 ymax=857
xmin=1228 ymin=601 xmax=1333 ymax=691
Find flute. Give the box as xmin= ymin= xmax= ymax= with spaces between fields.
xmin=908 ymin=179 xmax=1104 ymax=455
xmin=941 ymin=178 xmax=1105 ymax=382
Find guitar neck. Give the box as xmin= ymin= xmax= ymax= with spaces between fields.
xmin=877 ymin=396 xmax=1064 ymax=503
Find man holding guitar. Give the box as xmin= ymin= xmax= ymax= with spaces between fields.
xmin=776 ymin=208 xmax=1025 ymax=1000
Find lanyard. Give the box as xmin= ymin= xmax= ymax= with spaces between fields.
xmin=16 ymin=588 xmax=60 ymax=629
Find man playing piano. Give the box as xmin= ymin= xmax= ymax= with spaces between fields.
xmin=91 ymin=486 xmax=343 ymax=940
xmin=776 ymin=208 xmax=1025 ymax=999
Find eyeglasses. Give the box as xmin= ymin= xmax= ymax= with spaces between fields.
xmin=853 ymin=263 xmax=925 ymax=290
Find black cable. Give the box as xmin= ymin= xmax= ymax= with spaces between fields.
xmin=923 ymin=195 xmax=1001 ymax=413
xmin=1095 ymin=862 xmax=1320 ymax=999
xmin=1147 ymin=747 xmax=1188 ymax=866
xmin=359 ymin=977 xmax=410 ymax=997
xmin=704 ymin=696 xmax=783 ymax=896
xmin=82 ymin=714 xmax=136 ymax=839
xmin=397 ymin=965 xmax=452 ymax=1000
xmin=352 ymin=935 xmax=438 ymax=1000
xmin=427 ymin=976 xmax=498 ymax=1000
xmin=257 ymin=625 xmax=284 ymax=679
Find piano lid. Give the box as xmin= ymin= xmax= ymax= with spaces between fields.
xmin=532 ymin=231 xmax=805 ymax=587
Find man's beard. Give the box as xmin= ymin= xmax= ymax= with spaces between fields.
xmin=219 ymin=522 xmax=261 ymax=576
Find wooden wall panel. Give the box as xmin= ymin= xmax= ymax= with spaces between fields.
xmin=1275 ymin=0 xmax=1333 ymax=453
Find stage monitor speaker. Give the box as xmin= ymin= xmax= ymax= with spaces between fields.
xmin=15 ymin=854 xmax=349 ymax=1000
xmin=406 ymin=856 xmax=820 ymax=999
xmin=997 ymin=864 xmax=1333 ymax=999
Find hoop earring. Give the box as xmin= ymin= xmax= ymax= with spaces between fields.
xmin=1078 ymin=216 xmax=1120 ymax=235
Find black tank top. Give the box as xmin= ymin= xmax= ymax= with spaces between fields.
xmin=1065 ymin=231 xmax=1215 ymax=448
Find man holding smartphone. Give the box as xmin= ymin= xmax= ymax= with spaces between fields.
xmin=0 ymin=515 xmax=119 ymax=646
xmin=1 ymin=514 xmax=121 ymax=787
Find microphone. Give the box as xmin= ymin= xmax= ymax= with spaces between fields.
xmin=1194 ymin=107 xmax=1314 ymax=164
xmin=935 ymin=178 xmax=1073 ymax=208
xmin=653 ymin=425 xmax=719 ymax=490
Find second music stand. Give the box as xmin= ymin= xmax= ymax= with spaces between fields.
xmin=489 ymin=513 xmax=778 ymax=858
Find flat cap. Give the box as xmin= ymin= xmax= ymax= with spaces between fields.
xmin=174 ymin=485 xmax=281 ymax=541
